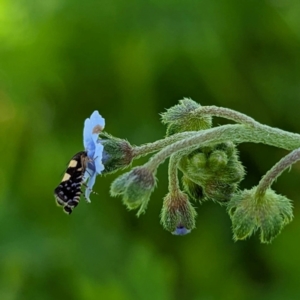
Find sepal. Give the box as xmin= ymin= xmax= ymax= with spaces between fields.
xmin=227 ymin=187 xmax=293 ymax=243
xmin=99 ymin=132 xmax=134 ymax=174
xmin=161 ymin=98 xmax=212 ymax=136
xmin=182 ymin=175 xmax=205 ymax=202
xmin=110 ymin=166 xmax=156 ymax=216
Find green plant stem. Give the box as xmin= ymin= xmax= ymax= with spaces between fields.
xmin=145 ymin=124 xmax=300 ymax=173
xmin=132 ymin=106 xmax=275 ymax=159
xmin=132 ymin=131 xmax=195 ymax=158
xmin=168 ymin=154 xmax=181 ymax=195
xmin=195 ymin=106 xmax=259 ymax=127
xmin=255 ymin=148 xmax=300 ymax=197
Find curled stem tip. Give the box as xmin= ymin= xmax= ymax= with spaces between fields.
xmin=256 ymin=148 xmax=300 ymax=197
xmin=195 ymin=106 xmax=259 ymax=127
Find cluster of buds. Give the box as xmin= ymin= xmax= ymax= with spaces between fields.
xmin=179 ymin=142 xmax=245 ymax=203
xmin=57 ymin=99 xmax=300 ymax=243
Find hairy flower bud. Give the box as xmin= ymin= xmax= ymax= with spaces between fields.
xmin=99 ymin=132 xmax=134 ymax=174
xmin=179 ymin=142 xmax=245 ymax=203
xmin=182 ymin=175 xmax=205 ymax=202
xmin=214 ymin=142 xmax=235 ymax=156
xmin=110 ymin=167 xmax=156 ymax=216
xmin=227 ymin=187 xmax=293 ymax=243
xmin=160 ymin=191 xmax=197 ymax=235
xmin=207 ymin=150 xmax=228 ymax=171
xmin=204 ymin=180 xmax=237 ymax=203
xmin=161 ymin=98 xmax=212 ymax=136
xmin=187 ymin=152 xmax=207 ymax=170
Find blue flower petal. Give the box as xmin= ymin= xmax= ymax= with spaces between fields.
xmin=83 ymin=118 xmax=94 ymax=157
xmin=94 ymin=142 xmax=105 ymax=174
xmin=83 ymin=169 xmax=97 ymax=202
xmin=83 ymin=110 xmax=105 ymax=157
xmin=90 ymin=110 xmax=105 ymax=127
xmin=172 ymin=226 xmax=191 ymax=236
xmin=90 ymin=110 xmax=105 ymax=140
xmin=82 ymin=111 xmax=105 ymax=202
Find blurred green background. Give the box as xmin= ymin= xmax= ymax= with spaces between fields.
xmin=1 ymin=0 xmax=300 ymax=299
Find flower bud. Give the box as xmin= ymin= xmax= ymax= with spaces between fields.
xmin=214 ymin=142 xmax=235 ymax=157
xmin=161 ymin=98 xmax=212 ymax=136
xmin=207 ymin=150 xmax=228 ymax=171
xmin=99 ymin=132 xmax=134 ymax=174
xmin=160 ymin=191 xmax=197 ymax=235
xmin=110 ymin=166 xmax=156 ymax=216
xmin=188 ymin=152 xmax=207 ymax=170
xmin=204 ymin=180 xmax=237 ymax=203
xmin=227 ymin=187 xmax=293 ymax=243
xmin=182 ymin=175 xmax=205 ymax=202
xmin=179 ymin=151 xmax=209 ymax=184
xmin=179 ymin=143 xmax=245 ymax=203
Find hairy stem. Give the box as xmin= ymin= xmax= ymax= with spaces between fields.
xmin=195 ymin=106 xmax=259 ymax=127
xmin=168 ymin=154 xmax=182 ymax=195
xmin=132 ymin=131 xmax=195 ymax=158
xmin=145 ymin=124 xmax=300 ymax=173
xmin=255 ymin=148 xmax=300 ymax=197
xmin=132 ymin=106 xmax=270 ymax=159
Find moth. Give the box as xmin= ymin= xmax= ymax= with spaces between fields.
xmin=54 ymin=151 xmax=89 ymax=214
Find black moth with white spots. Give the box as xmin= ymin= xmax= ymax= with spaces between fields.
xmin=54 ymin=151 xmax=89 ymax=214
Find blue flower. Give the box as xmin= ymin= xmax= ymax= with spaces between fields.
xmin=83 ymin=110 xmax=105 ymax=201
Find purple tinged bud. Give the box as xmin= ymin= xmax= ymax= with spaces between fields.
xmin=160 ymin=191 xmax=197 ymax=235
xmin=172 ymin=226 xmax=191 ymax=236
